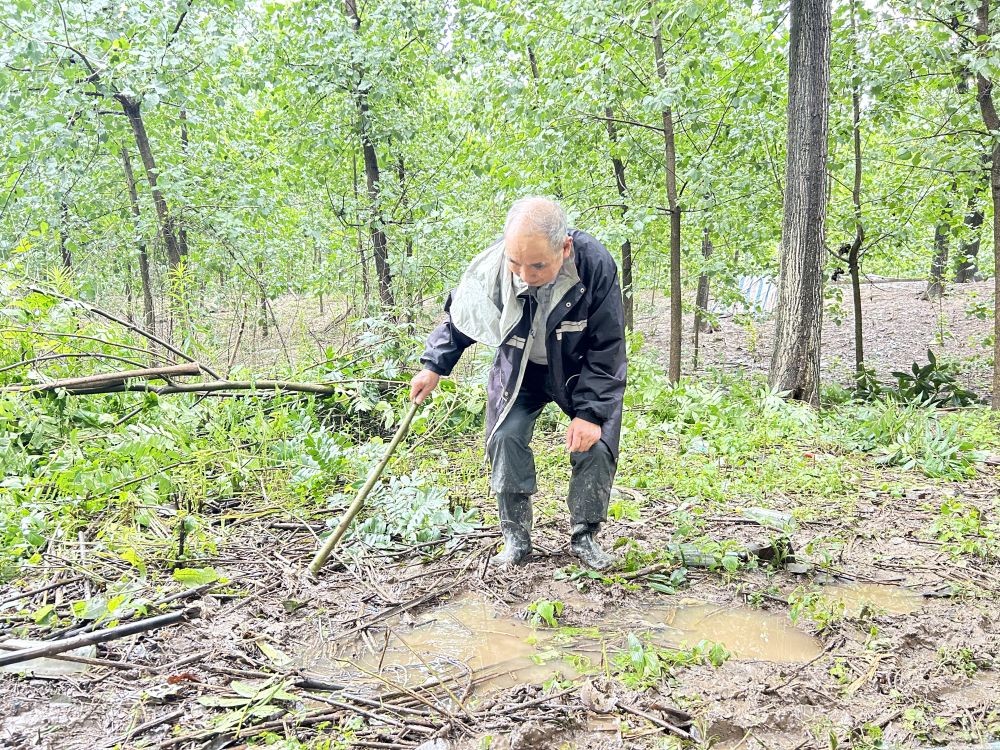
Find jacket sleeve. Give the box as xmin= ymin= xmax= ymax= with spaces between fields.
xmin=572 ymin=262 xmax=627 ymax=426
xmin=419 ymin=293 xmax=477 ymax=377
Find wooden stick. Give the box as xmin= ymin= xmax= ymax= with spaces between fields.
xmin=0 ymin=577 xmax=81 ymax=606
xmin=0 ymin=641 xmax=151 ymax=671
xmin=619 ymin=703 xmax=691 ymax=739
xmin=116 ymin=708 xmax=185 ymax=746
xmin=0 ymin=606 xmax=199 ymax=668
xmin=2 ymin=363 xmax=201 ymax=392
xmin=308 ymin=401 xmax=420 ymax=575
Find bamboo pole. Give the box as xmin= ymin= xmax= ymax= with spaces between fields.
xmin=308 ymin=401 xmax=420 ymax=575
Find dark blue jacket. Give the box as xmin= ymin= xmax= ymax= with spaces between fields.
xmin=420 ymin=229 xmax=627 ymax=458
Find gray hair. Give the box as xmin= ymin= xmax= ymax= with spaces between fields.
xmin=503 ymin=196 xmax=568 ymax=252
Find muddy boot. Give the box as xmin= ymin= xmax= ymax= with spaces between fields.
xmin=491 ymin=493 xmax=533 ymax=567
xmin=570 ymin=523 xmax=614 ymax=571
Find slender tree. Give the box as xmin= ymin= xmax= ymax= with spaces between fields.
xmin=972 ymin=0 xmax=1000 ymax=409
xmin=604 ymin=106 xmax=635 ymax=332
xmin=769 ymin=0 xmax=832 ymax=406
xmin=651 ymin=10 xmax=682 ymax=383
xmin=121 ymin=146 xmax=157 ymax=339
xmin=344 ymin=0 xmax=394 ymax=309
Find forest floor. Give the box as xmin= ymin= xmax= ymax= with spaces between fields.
xmin=642 ymin=279 xmax=996 ymax=401
xmin=1 ymin=280 xmax=998 ymax=750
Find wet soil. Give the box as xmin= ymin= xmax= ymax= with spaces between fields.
xmin=1 ymin=281 xmax=998 ymax=749
xmin=2 ymin=457 xmax=998 ymax=750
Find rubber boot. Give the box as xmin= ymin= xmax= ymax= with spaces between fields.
xmin=491 ymin=493 xmax=533 ymax=567
xmin=570 ymin=523 xmax=614 ymax=571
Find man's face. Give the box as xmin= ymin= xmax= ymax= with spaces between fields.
xmin=504 ymin=232 xmax=572 ymax=287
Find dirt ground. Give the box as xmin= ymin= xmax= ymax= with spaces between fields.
xmin=642 ymin=279 xmax=995 ymax=401
xmin=2 ymin=468 xmax=998 ymax=750
xmin=1 ymin=280 xmax=998 ymax=750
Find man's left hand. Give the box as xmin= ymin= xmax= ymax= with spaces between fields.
xmin=566 ymin=417 xmax=601 ymax=453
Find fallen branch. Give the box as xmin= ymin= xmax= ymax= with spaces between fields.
xmin=26 ymin=285 xmax=222 ymax=379
xmin=2 ymin=363 xmax=202 ymax=393
xmin=0 ymin=605 xmax=200 ymax=668
xmin=0 ymin=641 xmax=151 ymax=671
xmin=114 ymin=708 xmax=185 ymax=747
xmin=7 ymin=378 xmax=400 ymax=398
xmin=619 ymin=702 xmax=691 ymax=740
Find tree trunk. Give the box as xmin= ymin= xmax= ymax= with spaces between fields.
xmin=59 ymin=199 xmax=71 ymax=268
xmin=123 ymin=258 xmax=135 ymax=323
xmin=651 ymin=11 xmax=682 ymax=383
xmin=344 ymin=0 xmax=394 ymax=310
xmin=258 ymin=258 xmax=268 ymax=338
xmin=177 ymin=109 xmax=190 ymax=259
xmin=121 ymin=146 xmax=156 ymax=336
xmin=974 ymin=0 xmax=1000 ymax=409
xmin=769 ymin=0 xmax=831 ymax=407
xmin=848 ymin=5 xmax=866 ymax=375
xmin=397 ymin=156 xmax=413 ymax=260
xmin=604 ymin=106 xmax=634 ymax=332
xmin=693 ymin=226 xmax=713 ymax=370
xmin=117 ymin=96 xmax=183 ymax=270
xmin=353 ymin=151 xmax=370 ymax=303
xmin=923 ymin=214 xmax=950 ymax=300
xmin=955 ymin=178 xmax=984 ymax=282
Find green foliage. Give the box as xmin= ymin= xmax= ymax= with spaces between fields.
xmin=789 ymin=589 xmax=847 ymax=632
xmin=527 ymin=598 xmax=564 ymax=628
xmin=826 ymin=400 xmax=985 ymax=479
xmin=349 ymin=473 xmax=479 ymax=548
xmin=927 ymin=497 xmax=1000 ymax=560
xmin=889 ymin=350 xmax=980 ymax=408
xmin=612 ymin=632 xmax=729 ymax=689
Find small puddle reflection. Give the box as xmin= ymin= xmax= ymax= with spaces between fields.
xmin=298 ymin=594 xmax=582 ymax=694
xmin=821 ymin=582 xmax=923 ymax=616
xmin=642 ymin=603 xmax=823 ymax=663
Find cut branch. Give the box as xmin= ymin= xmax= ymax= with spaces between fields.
xmin=3 ymin=363 xmax=201 ymax=393
xmin=0 ymin=606 xmax=200 ymax=668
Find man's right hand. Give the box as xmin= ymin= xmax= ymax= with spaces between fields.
xmin=409 ymin=369 xmax=441 ymax=403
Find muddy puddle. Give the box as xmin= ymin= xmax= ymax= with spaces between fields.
xmin=641 ymin=602 xmax=823 ymax=663
xmin=820 ymin=582 xmax=924 ymax=616
xmin=297 ymin=594 xmax=585 ymax=694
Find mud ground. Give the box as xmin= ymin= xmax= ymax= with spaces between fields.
xmin=2 ymin=280 xmax=998 ymax=749
xmin=2 ymin=456 xmax=997 ymax=750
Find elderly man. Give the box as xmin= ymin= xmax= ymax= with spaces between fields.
xmin=410 ymin=197 xmax=627 ymax=570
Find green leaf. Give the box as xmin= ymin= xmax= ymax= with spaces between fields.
xmin=172 ymin=567 xmax=220 ymax=585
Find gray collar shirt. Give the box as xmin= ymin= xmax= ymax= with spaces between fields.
xmin=512 ymin=252 xmax=580 ymax=365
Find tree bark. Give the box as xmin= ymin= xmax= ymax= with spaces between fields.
xmin=769 ymin=0 xmax=831 ymax=407
xmin=954 ymin=198 xmax=983 ymax=283
xmin=257 ymin=258 xmax=268 ymax=338
xmin=121 ymin=146 xmax=156 ymax=337
xmin=59 ymin=199 xmax=72 ymax=268
xmin=353 ymin=151 xmax=370 ymax=303
xmin=344 ymin=0 xmax=394 ymax=310
xmin=604 ymin=106 xmax=634 ymax=331
xmin=651 ymin=11 xmax=682 ymax=383
xmin=117 ymin=95 xmax=183 ymax=270
xmin=847 ymin=6 xmax=866 ymax=375
xmin=693 ymin=226 xmax=713 ymax=370
xmin=177 ymin=109 xmax=190 ymax=259
xmin=973 ymin=0 xmax=1000 ymax=409
xmin=923 ymin=211 xmax=951 ymax=300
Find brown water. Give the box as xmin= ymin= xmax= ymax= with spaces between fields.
xmin=298 ymin=594 xmax=582 ymax=693
xmin=642 ymin=603 xmax=823 ymax=663
xmin=820 ymin=582 xmax=924 ymax=616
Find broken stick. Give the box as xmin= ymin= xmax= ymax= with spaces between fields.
xmin=0 ymin=605 xmax=200 ymax=668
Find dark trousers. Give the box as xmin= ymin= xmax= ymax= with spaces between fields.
xmin=486 ymin=362 xmax=616 ymax=527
